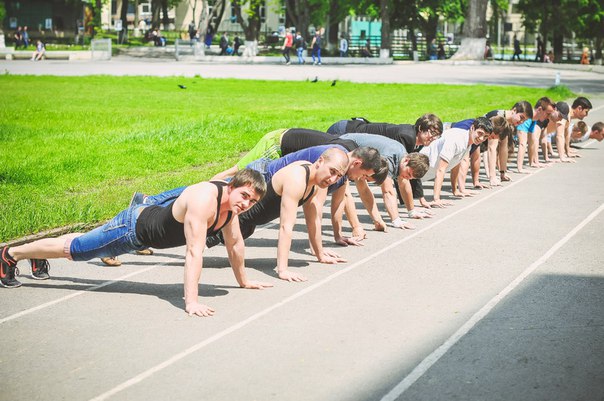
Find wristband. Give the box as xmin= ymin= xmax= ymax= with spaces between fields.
xmin=408 ymin=209 xmax=418 ymax=218
xmin=392 ymin=217 xmax=405 ymax=228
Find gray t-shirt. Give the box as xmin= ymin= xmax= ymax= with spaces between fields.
xmin=341 ymin=133 xmax=407 ymax=179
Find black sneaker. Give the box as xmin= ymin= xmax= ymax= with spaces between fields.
xmin=30 ymin=259 xmax=50 ymax=280
xmin=129 ymin=192 xmax=147 ymax=207
xmin=1 ymin=246 xmax=22 ymax=288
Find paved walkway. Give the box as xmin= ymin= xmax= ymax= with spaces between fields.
xmin=1 ymin=57 xmax=603 ymax=93
xmin=2 ymin=61 xmax=604 ymax=401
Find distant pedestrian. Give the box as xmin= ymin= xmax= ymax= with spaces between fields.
xmin=339 ymin=34 xmax=348 ymax=57
xmin=580 ymin=47 xmax=589 ymax=65
xmin=219 ymin=32 xmax=229 ymax=55
xmin=535 ymin=36 xmax=544 ymax=62
xmin=512 ymin=34 xmax=522 ymax=61
xmin=233 ymin=35 xmax=242 ymax=56
xmin=22 ymin=26 xmax=30 ymax=48
xmin=295 ymin=31 xmax=306 ymax=64
xmin=311 ymin=29 xmax=322 ymax=65
xmin=204 ymin=26 xmax=214 ymax=49
xmin=429 ymin=39 xmax=437 ymax=60
xmin=188 ymin=21 xmax=197 ymax=42
xmin=361 ymin=38 xmax=372 ymax=58
xmin=282 ymin=28 xmax=293 ymax=64
xmin=437 ymin=41 xmax=446 ymax=60
xmin=13 ymin=26 xmax=22 ymax=49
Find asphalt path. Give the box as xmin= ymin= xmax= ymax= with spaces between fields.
xmin=2 ymin=61 xmax=604 ymax=401
xmin=1 ymin=57 xmax=603 ymax=93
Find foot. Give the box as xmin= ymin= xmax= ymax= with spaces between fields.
xmin=100 ymin=257 xmax=122 ymax=266
xmin=1 ymin=246 xmax=22 ymax=288
xmin=30 ymin=259 xmax=50 ymax=280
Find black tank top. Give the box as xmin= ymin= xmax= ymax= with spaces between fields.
xmin=239 ymin=164 xmax=314 ymax=229
xmin=135 ymin=181 xmax=233 ymax=249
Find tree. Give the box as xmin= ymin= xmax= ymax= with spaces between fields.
xmin=119 ymin=0 xmax=129 ymax=43
xmin=451 ymin=0 xmax=488 ymax=60
xmin=285 ymin=0 xmax=330 ymax=40
xmin=575 ymin=0 xmax=604 ymax=62
xmin=231 ymin=0 xmax=263 ymax=56
xmin=0 ymin=1 xmax=6 ymax=32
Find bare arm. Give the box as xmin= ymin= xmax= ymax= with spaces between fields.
xmin=222 ymin=215 xmax=273 ymax=290
xmin=432 ymin=158 xmax=452 ymax=207
xmin=182 ymin=194 xmax=214 ymax=317
xmin=275 ymin=174 xmax=307 ymax=282
xmin=355 ymin=179 xmax=387 ymax=231
xmin=332 ymin=182 xmax=365 ymax=246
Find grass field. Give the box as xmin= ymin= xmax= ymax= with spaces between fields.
xmin=0 ymin=75 xmax=572 ymax=242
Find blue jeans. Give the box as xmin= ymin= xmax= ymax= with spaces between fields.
xmin=70 ymin=205 xmax=147 ymax=261
xmin=312 ymin=48 xmax=321 ymax=64
xmin=144 ymin=186 xmax=186 ymax=207
xmin=297 ymin=47 xmax=305 ymax=64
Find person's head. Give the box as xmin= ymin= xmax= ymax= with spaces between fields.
xmin=571 ymin=97 xmax=592 ymax=120
xmin=227 ymin=169 xmax=267 ymax=214
xmin=533 ymin=97 xmax=555 ymax=121
xmin=489 ymin=115 xmax=513 ymax=141
xmin=398 ymin=153 xmax=430 ymax=180
xmin=469 ymin=116 xmax=494 ymax=145
xmin=314 ymin=147 xmax=349 ymax=188
xmin=347 ymin=146 xmax=381 ymax=181
xmin=510 ymin=100 xmax=533 ymax=125
xmin=369 ymin=157 xmax=389 ymax=185
xmin=415 ymin=113 xmax=443 ymax=145
xmin=551 ymin=101 xmax=570 ymax=122
xmin=589 ymin=122 xmax=604 ymax=142
xmin=569 ymin=121 xmax=588 ymax=140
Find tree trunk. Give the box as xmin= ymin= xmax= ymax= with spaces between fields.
xmin=232 ymin=0 xmax=261 ymax=54
xmin=328 ymin=0 xmax=339 ymax=48
xmin=553 ymin=32 xmax=563 ymax=62
xmin=380 ymin=0 xmax=391 ymax=58
xmin=286 ymin=0 xmax=310 ymax=39
xmin=119 ymin=0 xmax=129 ymax=44
xmin=451 ymin=0 xmax=488 ymax=60
xmin=161 ymin=0 xmax=169 ymax=28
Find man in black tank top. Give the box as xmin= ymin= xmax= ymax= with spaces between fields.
xmin=1 ymin=170 xmax=273 ymax=318
xmin=211 ymin=147 xmax=351 ymax=283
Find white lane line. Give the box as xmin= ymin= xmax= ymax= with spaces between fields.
xmin=88 ymin=170 xmax=543 ymax=401
xmin=0 ymin=266 xmax=157 ymax=324
xmin=380 ymin=202 xmax=604 ymax=401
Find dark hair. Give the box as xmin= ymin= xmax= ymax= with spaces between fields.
xmin=472 ymin=116 xmax=493 ymax=133
xmin=406 ymin=153 xmax=430 ymax=179
xmin=350 ymin=146 xmax=382 ymax=172
xmin=415 ymin=113 xmax=443 ymax=136
xmin=513 ymin=100 xmax=533 ymax=119
xmin=372 ymin=157 xmax=389 ymax=185
xmin=572 ymin=96 xmax=592 ymax=110
xmin=490 ymin=115 xmax=512 ymax=140
xmin=229 ymin=169 xmax=267 ymax=199
xmin=535 ymin=97 xmax=554 ymax=111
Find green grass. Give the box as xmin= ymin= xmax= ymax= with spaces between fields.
xmin=0 ymin=75 xmax=570 ymax=242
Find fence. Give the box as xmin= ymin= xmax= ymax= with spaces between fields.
xmin=347 ymin=35 xmax=458 ymax=60
xmin=91 ymin=39 xmax=112 ymax=60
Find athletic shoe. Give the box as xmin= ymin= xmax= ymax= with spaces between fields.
xmin=30 ymin=259 xmax=50 ymax=280
xmin=1 ymin=246 xmax=22 ymax=288
xmin=129 ymin=192 xmax=146 ymax=207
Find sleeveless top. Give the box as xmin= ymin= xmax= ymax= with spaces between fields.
xmin=239 ymin=164 xmax=315 ymax=229
xmin=135 ymin=181 xmax=233 ymax=249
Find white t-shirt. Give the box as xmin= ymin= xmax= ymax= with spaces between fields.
xmin=420 ymin=128 xmax=470 ymax=180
